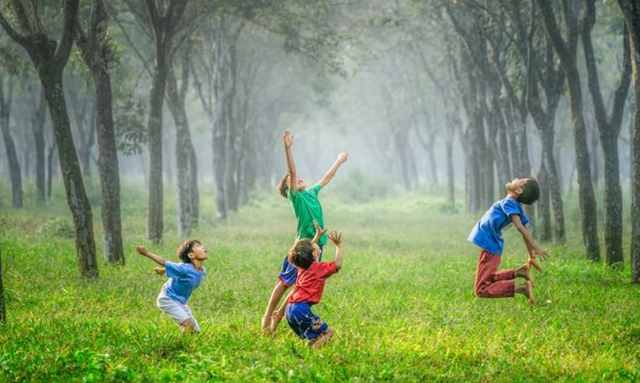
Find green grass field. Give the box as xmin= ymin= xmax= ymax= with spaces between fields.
xmin=1 ymin=182 xmax=639 ymax=382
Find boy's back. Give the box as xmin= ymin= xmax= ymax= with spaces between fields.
xmin=289 ymin=185 xmax=327 ymax=246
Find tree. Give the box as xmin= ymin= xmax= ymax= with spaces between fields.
xmin=76 ymin=0 xmax=125 ymax=265
xmin=536 ymin=0 xmax=600 ymax=261
xmin=618 ymin=0 xmax=640 ymax=283
xmin=0 ymin=68 xmax=21 ymax=208
xmin=582 ymin=0 xmax=631 ymax=267
xmin=0 ymin=0 xmax=99 ymax=277
xmin=124 ymin=0 xmax=189 ymax=243
xmin=0 ymin=235 xmax=5 ymax=324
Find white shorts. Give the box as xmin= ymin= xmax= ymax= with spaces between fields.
xmin=156 ymin=293 xmax=201 ymax=332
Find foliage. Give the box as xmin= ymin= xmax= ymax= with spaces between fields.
xmin=1 ymin=186 xmax=639 ymax=382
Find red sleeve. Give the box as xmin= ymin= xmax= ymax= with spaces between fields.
xmin=318 ymin=261 xmax=338 ymax=278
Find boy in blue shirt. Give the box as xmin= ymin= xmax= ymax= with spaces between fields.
xmin=468 ymin=177 xmax=549 ymax=305
xmin=136 ymin=239 xmax=208 ymax=333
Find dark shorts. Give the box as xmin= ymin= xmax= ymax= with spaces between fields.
xmin=285 ymin=302 xmax=329 ymax=340
xmin=278 ymin=245 xmax=323 ymax=287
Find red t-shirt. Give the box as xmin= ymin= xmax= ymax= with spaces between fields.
xmin=288 ymin=261 xmax=338 ymax=304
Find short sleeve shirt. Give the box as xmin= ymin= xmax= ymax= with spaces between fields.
xmin=161 ymin=261 xmax=206 ymax=305
xmin=288 ymin=261 xmax=338 ymax=304
xmin=289 ymin=183 xmax=327 ymax=245
xmin=467 ymin=198 xmax=529 ymax=255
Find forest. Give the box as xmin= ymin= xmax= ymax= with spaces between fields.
xmin=1 ymin=0 xmax=640 ymax=382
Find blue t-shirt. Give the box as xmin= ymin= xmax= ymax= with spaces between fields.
xmin=161 ymin=261 xmax=206 ymax=305
xmin=467 ymin=197 xmax=529 ymax=255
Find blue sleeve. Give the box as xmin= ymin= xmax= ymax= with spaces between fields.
xmin=165 ymin=261 xmax=186 ymax=278
xmin=502 ymin=199 xmax=528 ymax=225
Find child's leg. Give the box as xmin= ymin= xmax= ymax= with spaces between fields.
xmin=262 ymin=281 xmax=289 ymax=332
xmin=515 ymin=280 xmax=535 ymax=305
xmin=182 ymin=304 xmax=201 ymax=333
xmin=475 ymin=250 xmax=515 ymax=298
xmin=514 ymin=263 xmax=534 ymax=286
xmin=310 ymin=327 xmax=334 ymax=349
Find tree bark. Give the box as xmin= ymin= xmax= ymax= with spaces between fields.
xmin=537 ymin=160 xmax=552 ymax=241
xmin=537 ymin=0 xmax=600 ymax=261
xmin=0 ymin=237 xmax=5 ymax=324
xmin=32 ymin=89 xmax=47 ymax=205
xmin=0 ymin=71 xmax=22 ymax=208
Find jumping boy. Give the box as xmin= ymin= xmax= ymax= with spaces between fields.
xmin=261 ymin=129 xmax=348 ymax=333
xmin=137 ymin=239 xmax=208 ymax=333
xmin=283 ymin=229 xmax=343 ymax=348
xmin=468 ymin=177 xmax=549 ymax=305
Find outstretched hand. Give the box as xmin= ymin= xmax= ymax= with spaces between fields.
xmin=329 ymin=231 xmax=342 ymax=246
xmin=528 ymin=248 xmax=549 ymax=273
xmin=314 ymin=221 xmax=327 ymax=238
xmin=528 ymin=257 xmax=542 ymax=273
xmin=136 ymin=246 xmax=149 ymax=256
xmin=337 ymin=153 xmax=349 ymax=164
xmin=283 ymin=129 xmax=293 ymax=149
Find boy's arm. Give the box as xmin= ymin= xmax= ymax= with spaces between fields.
xmin=284 ymin=130 xmax=297 ymax=194
xmin=312 ymin=221 xmax=327 ymax=243
xmin=511 ymin=215 xmax=549 ymax=264
xmin=136 ymin=246 xmax=167 ymax=266
xmin=318 ymin=153 xmax=349 ymax=188
xmin=329 ymin=231 xmax=344 ymax=270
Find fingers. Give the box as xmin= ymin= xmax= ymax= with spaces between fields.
xmin=529 ymin=258 xmax=542 ymax=273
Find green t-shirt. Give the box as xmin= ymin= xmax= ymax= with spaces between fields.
xmin=289 ymin=183 xmax=327 ymax=245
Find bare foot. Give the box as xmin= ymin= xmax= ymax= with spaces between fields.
xmin=515 ymin=263 xmax=534 ymax=287
xmin=312 ymin=328 xmax=335 ymax=349
xmin=261 ymin=315 xmax=271 ymax=334
xmin=524 ymin=281 xmax=535 ymax=306
xmin=270 ymin=311 xmax=284 ymax=333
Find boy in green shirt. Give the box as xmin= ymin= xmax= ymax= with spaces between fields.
xmin=261 ymin=129 xmax=348 ymax=333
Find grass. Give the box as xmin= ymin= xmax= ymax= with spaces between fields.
xmin=0 ymin=181 xmax=639 ymax=382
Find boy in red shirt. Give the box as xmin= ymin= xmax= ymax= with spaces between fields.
xmin=283 ymin=230 xmax=343 ymax=348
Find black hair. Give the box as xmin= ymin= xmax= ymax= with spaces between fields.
xmin=517 ymin=177 xmax=540 ymax=205
xmin=288 ymin=239 xmax=315 ymax=270
xmin=277 ymin=174 xmax=289 ymax=198
xmin=176 ymin=239 xmax=201 ymax=264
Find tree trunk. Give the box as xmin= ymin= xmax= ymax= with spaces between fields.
xmin=537 ymin=0 xmax=600 ymax=261
xmin=445 ymin=134 xmax=455 ymax=207
xmin=188 ymin=140 xmax=199 ymax=229
xmin=146 ymin=49 xmax=168 ymax=243
xmin=583 ymin=0 xmax=630 ymax=266
xmin=0 ymin=72 xmax=22 ymax=208
xmin=618 ymin=0 xmax=640 ymax=283
xmin=47 ymin=138 xmax=57 ymax=200
xmin=537 ymin=160 xmax=552 ymax=241
xmin=41 ymin=71 xmax=98 ymax=277
xmin=94 ymin=70 xmax=125 ymax=264
xmin=0 ymin=237 xmax=5 ymax=324
xmin=32 ymin=90 xmax=47 ymax=205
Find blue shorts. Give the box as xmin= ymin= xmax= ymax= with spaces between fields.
xmin=278 ymin=245 xmax=323 ymax=287
xmin=285 ymin=302 xmax=329 ymax=340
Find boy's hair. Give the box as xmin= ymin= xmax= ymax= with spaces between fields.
xmin=277 ymin=174 xmax=289 ymax=198
xmin=176 ymin=239 xmax=201 ymax=263
xmin=288 ymin=239 xmax=315 ymax=270
xmin=517 ymin=177 xmax=540 ymax=205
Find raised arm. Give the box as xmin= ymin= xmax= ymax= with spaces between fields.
xmin=312 ymin=221 xmax=327 ymax=244
xmin=329 ymin=231 xmax=344 ymax=270
xmin=511 ymin=215 xmax=549 ymax=268
xmin=283 ymin=130 xmax=297 ymax=194
xmin=136 ymin=246 xmax=167 ymax=266
xmin=318 ymin=153 xmax=349 ymax=188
